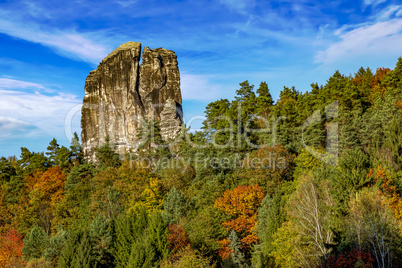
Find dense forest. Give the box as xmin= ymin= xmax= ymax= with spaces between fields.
xmin=1 ymin=58 xmax=402 ymax=268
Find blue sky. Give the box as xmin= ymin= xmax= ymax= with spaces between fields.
xmin=1 ymin=0 xmax=402 ymax=157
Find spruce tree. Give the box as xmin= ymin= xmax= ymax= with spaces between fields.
xmin=161 ymin=186 xmax=187 ymax=224
xmin=228 ymin=230 xmax=248 ymax=267
xmin=44 ymin=228 xmax=68 ymax=265
xmin=71 ymin=233 xmax=94 ymax=268
xmin=57 ymin=231 xmax=81 ymax=268
xmin=252 ymin=192 xmax=285 ymax=267
xmin=143 ymin=211 xmax=169 ymax=266
xmin=113 ymin=208 xmax=148 ymax=268
xmin=22 ymin=225 xmax=49 ymax=261
xmin=127 ymin=237 xmax=147 ymax=267
xmin=89 ymin=214 xmax=113 ymax=267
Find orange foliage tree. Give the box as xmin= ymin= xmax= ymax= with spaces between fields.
xmin=25 ymin=166 xmax=67 ymax=233
xmin=0 ymin=229 xmax=25 ymax=268
xmin=369 ymin=165 xmax=402 ymax=223
xmin=168 ymin=223 xmax=190 ymax=259
xmin=370 ymin=67 xmax=391 ymax=100
xmin=214 ymin=185 xmax=265 ymax=260
xmin=351 ymin=67 xmax=390 ymax=102
xmin=27 ymin=166 xmax=66 ymax=204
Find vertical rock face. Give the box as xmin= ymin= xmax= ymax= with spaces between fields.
xmin=81 ymin=42 xmax=183 ymax=162
xmin=159 ymin=98 xmax=183 ymax=141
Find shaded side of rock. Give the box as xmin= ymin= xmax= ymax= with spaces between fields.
xmin=139 ymin=47 xmax=182 ymax=119
xmin=159 ymin=98 xmax=183 ymax=142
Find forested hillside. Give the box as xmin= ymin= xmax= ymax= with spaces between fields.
xmin=1 ymin=58 xmax=401 ymax=267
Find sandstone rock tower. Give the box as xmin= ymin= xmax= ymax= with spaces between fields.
xmin=81 ymin=42 xmax=183 ymax=162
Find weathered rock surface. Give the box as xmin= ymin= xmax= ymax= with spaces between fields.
xmin=159 ymin=98 xmax=183 ymax=141
xmin=81 ymin=42 xmax=183 ymax=162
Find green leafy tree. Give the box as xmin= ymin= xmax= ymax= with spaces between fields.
xmin=114 ymin=208 xmax=168 ymax=268
xmin=235 ymin=80 xmax=256 ymax=103
xmin=329 ymin=149 xmax=372 ymax=214
xmin=57 ymin=229 xmax=95 ymax=268
xmin=55 ymin=163 xmax=95 ymax=228
xmin=271 ymin=86 xmax=300 ymax=153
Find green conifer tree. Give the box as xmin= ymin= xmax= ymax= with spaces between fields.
xmin=95 ymin=136 xmax=121 ymax=169
xmin=22 ymin=225 xmax=49 ymax=261
xmin=161 ymin=186 xmax=187 ymax=225
xmin=89 ymin=214 xmax=113 ymax=267
xmin=256 ymin=81 xmax=273 ymax=118
xmin=113 ymin=208 xmax=148 ymax=268
xmin=71 ymin=233 xmax=94 ymax=268
xmin=252 ymin=192 xmax=285 ymax=267
xmin=43 ymin=228 xmax=68 ymax=265
xmin=228 ymin=230 xmax=248 ymax=268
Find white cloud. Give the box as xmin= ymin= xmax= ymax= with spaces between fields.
xmin=0 ymin=79 xmax=81 ymax=142
xmin=378 ymin=5 xmax=402 ymax=20
xmin=0 ymin=116 xmax=31 ymax=138
xmin=0 ymin=78 xmax=45 ymax=90
xmin=181 ymin=74 xmax=225 ymax=101
xmin=315 ymin=19 xmax=402 ymax=64
xmin=0 ymin=10 xmax=111 ymax=64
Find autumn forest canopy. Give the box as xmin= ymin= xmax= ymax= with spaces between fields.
xmin=1 ymin=58 xmax=402 ymax=267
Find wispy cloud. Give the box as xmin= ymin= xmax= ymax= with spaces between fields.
xmin=0 ymin=78 xmax=45 ymax=90
xmin=0 ymin=116 xmax=32 ymax=138
xmin=363 ymin=0 xmax=386 ymax=7
xmin=0 ymin=79 xmax=81 ymax=141
xmin=0 ymin=10 xmax=111 ymax=64
xmin=316 ymin=24 xmax=329 ymax=39
xmin=116 ymin=0 xmax=137 ymax=7
xmin=219 ymin=0 xmax=255 ymax=14
xmin=315 ymin=18 xmax=402 ymax=64
xmin=377 ymin=5 xmax=402 ymax=20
